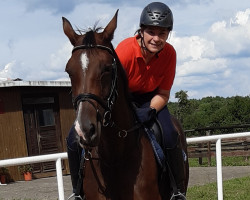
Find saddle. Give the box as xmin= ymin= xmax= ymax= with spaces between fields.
xmin=145 ymin=119 xmax=165 ymax=166
xmin=149 ymin=119 xmax=164 ymax=147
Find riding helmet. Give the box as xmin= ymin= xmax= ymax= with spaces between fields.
xmin=140 ymin=2 xmax=173 ymax=31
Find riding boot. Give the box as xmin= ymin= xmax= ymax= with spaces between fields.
xmin=166 ymin=139 xmax=186 ymax=199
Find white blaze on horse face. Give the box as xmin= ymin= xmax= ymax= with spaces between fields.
xmin=74 ymin=102 xmax=86 ymax=143
xmin=80 ymin=52 xmax=89 ymax=71
xmin=75 ymin=119 xmax=86 ymax=141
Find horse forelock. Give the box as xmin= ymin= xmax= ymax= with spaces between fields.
xmin=83 ymin=30 xmax=96 ymax=46
xmin=81 ymin=26 xmax=103 ymax=46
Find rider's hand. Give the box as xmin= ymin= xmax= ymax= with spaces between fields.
xmin=135 ymin=107 xmax=157 ymax=124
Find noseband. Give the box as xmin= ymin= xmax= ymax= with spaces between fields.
xmin=72 ymin=44 xmax=118 ymax=127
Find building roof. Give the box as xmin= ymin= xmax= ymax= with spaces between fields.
xmin=0 ymin=80 xmax=71 ymax=88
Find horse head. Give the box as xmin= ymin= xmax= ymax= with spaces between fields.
xmin=63 ymin=11 xmax=118 ymax=148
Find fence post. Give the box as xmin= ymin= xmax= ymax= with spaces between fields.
xmin=216 ymin=139 xmax=223 ymax=200
xmin=56 ymin=158 xmax=64 ymax=200
xmin=198 ymin=143 xmax=203 ymax=165
xmin=206 ymin=130 xmax=211 ymax=166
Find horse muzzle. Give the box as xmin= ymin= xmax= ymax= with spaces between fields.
xmin=74 ymin=102 xmax=102 ymax=147
xmin=74 ymin=119 xmax=101 ymax=147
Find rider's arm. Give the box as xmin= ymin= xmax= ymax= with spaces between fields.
xmin=150 ymin=89 xmax=170 ymax=112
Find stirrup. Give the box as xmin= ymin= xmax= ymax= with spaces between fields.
xmin=67 ymin=193 xmax=84 ymax=200
xmin=170 ymin=191 xmax=186 ymax=200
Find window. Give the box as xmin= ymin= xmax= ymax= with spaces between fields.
xmin=38 ymin=108 xmax=55 ymax=127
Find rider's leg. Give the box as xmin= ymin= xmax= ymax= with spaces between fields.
xmin=67 ymin=126 xmax=84 ymax=198
xmin=157 ymin=107 xmax=186 ymax=195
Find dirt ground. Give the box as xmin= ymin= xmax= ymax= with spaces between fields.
xmin=0 ymin=166 xmax=250 ymax=200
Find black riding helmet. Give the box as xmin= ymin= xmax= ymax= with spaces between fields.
xmin=140 ymin=2 xmax=173 ymax=31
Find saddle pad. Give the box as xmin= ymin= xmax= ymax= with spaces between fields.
xmin=145 ymin=127 xmax=166 ymax=168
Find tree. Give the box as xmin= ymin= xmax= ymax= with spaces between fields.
xmin=175 ymin=90 xmax=189 ymax=123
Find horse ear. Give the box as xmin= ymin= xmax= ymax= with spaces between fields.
xmin=103 ymin=9 xmax=119 ymax=41
xmin=62 ymin=17 xmax=78 ymax=46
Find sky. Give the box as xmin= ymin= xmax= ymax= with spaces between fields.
xmin=0 ymin=0 xmax=250 ymax=101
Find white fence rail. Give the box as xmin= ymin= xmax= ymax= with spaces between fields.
xmin=0 ymin=132 xmax=250 ymax=200
xmin=0 ymin=152 xmax=68 ymax=200
xmin=187 ymin=131 xmax=250 ymax=200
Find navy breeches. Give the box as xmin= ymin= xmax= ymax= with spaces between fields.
xmin=157 ymin=105 xmax=178 ymax=149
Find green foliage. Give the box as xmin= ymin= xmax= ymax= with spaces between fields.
xmin=169 ymin=92 xmax=250 ymax=135
xmin=0 ymin=167 xmax=9 ymax=175
xmin=174 ymin=90 xmax=189 ymax=123
xmin=18 ymin=164 xmax=33 ymax=174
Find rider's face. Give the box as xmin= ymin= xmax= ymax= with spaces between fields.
xmin=141 ymin=26 xmax=170 ymax=53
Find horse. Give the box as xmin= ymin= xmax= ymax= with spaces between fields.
xmin=62 ymin=10 xmax=189 ymax=200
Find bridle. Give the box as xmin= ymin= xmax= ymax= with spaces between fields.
xmin=72 ymin=44 xmax=118 ymax=127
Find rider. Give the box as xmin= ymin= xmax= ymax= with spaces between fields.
xmin=115 ymin=2 xmax=186 ymax=197
xmin=67 ymin=2 xmax=185 ymax=199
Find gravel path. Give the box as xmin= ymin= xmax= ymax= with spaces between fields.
xmin=0 ymin=166 xmax=249 ymax=199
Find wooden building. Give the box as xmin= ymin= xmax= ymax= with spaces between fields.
xmin=0 ymin=80 xmax=75 ymax=181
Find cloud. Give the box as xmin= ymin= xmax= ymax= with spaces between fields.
xmin=231 ymin=8 xmax=250 ymax=26
xmin=49 ymin=42 xmax=72 ymax=71
xmin=0 ymin=61 xmax=16 ymax=80
xmin=170 ymin=8 xmax=250 ymax=100
xmin=171 ymin=34 xmax=216 ymax=62
xmin=23 ymin=0 xmax=82 ymax=14
xmin=177 ymin=58 xmax=227 ymax=77
xmin=208 ymin=8 xmax=250 ymax=57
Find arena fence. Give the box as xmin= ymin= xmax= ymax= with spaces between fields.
xmin=0 ymin=131 xmax=250 ymax=200
xmin=0 ymin=152 xmax=67 ymax=200
xmin=187 ymin=131 xmax=250 ymax=200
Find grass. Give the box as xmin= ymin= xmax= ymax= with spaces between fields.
xmin=189 ymin=156 xmax=250 ymax=167
xmin=188 ymin=156 xmax=250 ymax=199
xmin=187 ymin=176 xmax=250 ymax=200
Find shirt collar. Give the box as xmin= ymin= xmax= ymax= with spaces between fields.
xmin=133 ymin=35 xmax=143 ymax=58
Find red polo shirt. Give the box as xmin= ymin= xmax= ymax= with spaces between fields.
xmin=115 ymin=35 xmax=176 ymax=94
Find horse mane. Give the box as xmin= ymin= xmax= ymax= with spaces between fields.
xmin=112 ymin=50 xmax=133 ymax=104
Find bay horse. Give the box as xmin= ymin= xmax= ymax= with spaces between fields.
xmin=62 ymin=10 xmax=189 ymax=200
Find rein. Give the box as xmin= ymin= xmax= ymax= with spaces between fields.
xmin=84 ymin=149 xmax=107 ymax=195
